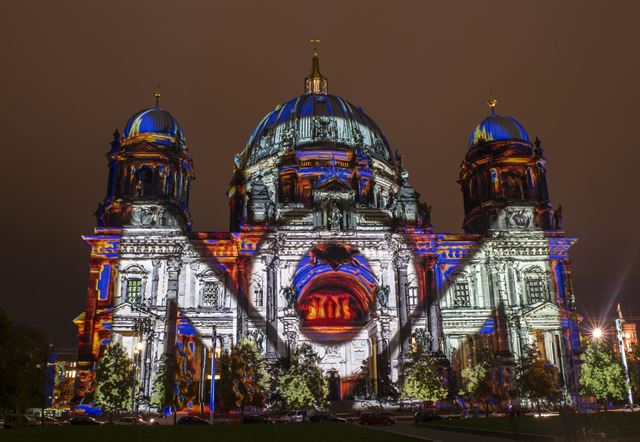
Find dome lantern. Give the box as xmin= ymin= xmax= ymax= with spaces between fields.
xmin=304 ymin=38 xmax=328 ymax=95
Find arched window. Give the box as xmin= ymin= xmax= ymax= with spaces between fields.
xmin=523 ymin=266 xmax=548 ymax=304
xmin=196 ymin=269 xmax=226 ymax=309
xmin=503 ymin=172 xmax=525 ymax=200
xmin=449 ymin=272 xmax=473 ymax=308
xmin=119 ymin=264 xmax=148 ymax=304
xmin=250 ymin=277 xmax=264 ymax=309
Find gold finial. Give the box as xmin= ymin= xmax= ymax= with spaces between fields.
xmin=154 ymin=82 xmax=161 ymax=108
xmin=487 ymin=89 xmax=497 ymax=114
xmin=305 ymin=38 xmax=328 ymax=94
xmin=310 ymin=38 xmax=320 ymax=56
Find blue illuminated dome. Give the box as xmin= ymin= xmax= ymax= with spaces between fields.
xmin=122 ymin=107 xmax=186 ymax=149
xmin=468 ymin=111 xmax=529 ymax=148
xmin=243 ymin=94 xmax=394 ymax=168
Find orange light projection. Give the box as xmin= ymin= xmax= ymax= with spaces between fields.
xmin=300 ymin=288 xmax=363 ymax=325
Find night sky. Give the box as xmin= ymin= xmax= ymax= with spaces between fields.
xmin=2 ymin=1 xmax=639 ymax=348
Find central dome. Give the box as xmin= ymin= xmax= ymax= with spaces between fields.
xmin=242 ymin=93 xmax=395 ymax=168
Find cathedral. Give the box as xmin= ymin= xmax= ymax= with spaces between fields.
xmin=75 ymin=49 xmax=580 ymax=407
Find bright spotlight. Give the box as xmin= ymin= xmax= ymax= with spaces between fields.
xmin=592 ymin=328 xmax=603 ymax=339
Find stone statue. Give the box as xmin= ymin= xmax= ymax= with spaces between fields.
xmin=394 ymin=200 xmax=406 ymax=222
xmin=534 ymin=137 xmax=544 ymax=157
xmin=328 ymin=201 xmax=342 ymax=230
xmin=246 ymin=329 xmax=265 ymax=352
xmin=554 ymin=205 xmax=563 ymax=230
xmin=266 ymin=200 xmax=276 ymax=224
xmin=375 ymin=285 xmax=390 ymax=308
xmin=412 ymin=328 xmax=432 ymax=353
xmin=281 ymin=286 xmax=298 ymax=309
xmin=418 ymin=202 xmax=431 ymax=226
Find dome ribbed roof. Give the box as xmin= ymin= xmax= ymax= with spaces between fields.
xmin=122 ymin=108 xmax=186 ymax=149
xmin=468 ymin=113 xmax=529 ymax=148
xmin=242 ymin=94 xmax=394 ymax=168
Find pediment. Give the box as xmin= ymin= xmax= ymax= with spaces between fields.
xmin=314 ymin=176 xmax=351 ymax=191
xmin=112 ymin=302 xmax=135 ymax=316
xmin=521 ymin=302 xmax=561 ymax=320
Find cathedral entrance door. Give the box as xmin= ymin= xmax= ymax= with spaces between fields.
xmin=327 ymin=368 xmax=341 ymax=401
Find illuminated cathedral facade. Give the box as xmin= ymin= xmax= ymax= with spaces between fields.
xmin=75 ymin=51 xmax=580 ymax=407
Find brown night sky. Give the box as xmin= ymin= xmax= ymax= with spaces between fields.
xmin=1 ymin=1 xmax=639 ymax=348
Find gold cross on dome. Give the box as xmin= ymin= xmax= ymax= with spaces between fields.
xmin=310 ymin=38 xmax=320 ymax=55
xmin=154 ymin=81 xmax=161 ymax=108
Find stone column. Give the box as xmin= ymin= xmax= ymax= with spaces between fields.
xmin=282 ymin=315 xmax=300 ymax=359
xmin=264 ymin=255 xmax=279 ymax=359
xmin=424 ymin=256 xmax=440 ymax=352
xmin=394 ymin=253 xmax=411 ymax=357
xmin=150 ymin=259 xmax=161 ymax=306
xmin=163 ymin=258 xmax=181 ymax=355
xmin=236 ymin=257 xmax=250 ymax=342
xmin=375 ymin=314 xmax=392 ymax=393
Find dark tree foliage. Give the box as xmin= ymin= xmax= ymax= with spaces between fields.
xmin=217 ymin=338 xmax=269 ymax=416
xmin=399 ymin=348 xmax=448 ymax=403
xmin=150 ymin=353 xmax=176 ymax=411
xmin=0 ymin=309 xmax=48 ymax=412
xmin=276 ymin=344 xmax=328 ymax=410
xmin=94 ymin=342 xmax=135 ymax=420
xmin=459 ymin=348 xmax=511 ymax=417
xmin=515 ymin=345 xmax=562 ymax=415
xmin=580 ymin=339 xmax=626 ymax=411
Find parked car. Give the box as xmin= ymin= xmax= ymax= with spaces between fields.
xmin=310 ymin=413 xmax=346 ymax=423
xmin=69 ymin=415 xmax=103 ymax=426
xmin=414 ymin=410 xmax=441 ymax=423
xmin=335 ymin=413 xmax=358 ymax=423
xmin=3 ymin=414 xmax=39 ymax=429
xmin=241 ymin=415 xmax=273 ymax=424
xmin=116 ymin=415 xmax=147 ymax=425
xmin=41 ymin=416 xmax=64 ymax=426
xmin=359 ymin=412 xmax=395 ymax=426
xmin=278 ymin=410 xmax=307 ymax=423
xmin=177 ymin=416 xmax=209 ymax=425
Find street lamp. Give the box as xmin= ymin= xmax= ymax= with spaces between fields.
xmin=132 ymin=341 xmax=144 ymax=424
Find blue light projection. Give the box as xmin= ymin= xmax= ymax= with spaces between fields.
xmin=96 ymin=264 xmax=112 ymax=301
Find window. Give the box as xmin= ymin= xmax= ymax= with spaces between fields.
xmin=253 ymin=284 xmax=263 ymax=308
xmin=126 ymin=279 xmax=142 ymax=303
xmin=452 ymin=282 xmax=471 ymax=308
xmin=202 ymin=281 xmax=221 ymax=307
xmin=407 ymin=287 xmax=418 ymax=308
xmin=526 ymin=278 xmax=546 ymax=303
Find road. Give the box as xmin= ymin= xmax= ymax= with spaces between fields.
xmin=366 ymin=421 xmax=522 ymax=442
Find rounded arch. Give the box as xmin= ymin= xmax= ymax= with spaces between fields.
xmin=289 ymin=243 xmax=376 ymax=341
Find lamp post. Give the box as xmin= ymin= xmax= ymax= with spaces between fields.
xmin=132 ymin=341 xmax=143 ymax=424
xmin=614 ymin=305 xmax=634 ymax=411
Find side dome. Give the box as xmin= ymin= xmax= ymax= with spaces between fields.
xmin=122 ymin=107 xmax=186 ymax=149
xmin=242 ymin=93 xmax=395 ymax=168
xmin=468 ymin=112 xmax=529 ymax=148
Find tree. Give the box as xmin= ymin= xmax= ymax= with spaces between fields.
xmin=150 ymin=353 xmax=176 ymax=412
xmin=459 ymin=349 xmax=510 ymax=417
xmin=0 ymin=309 xmax=47 ymax=413
xmin=217 ymin=338 xmax=269 ymax=416
xmin=399 ymin=350 xmax=448 ymax=403
xmin=515 ymin=345 xmax=561 ymax=415
xmin=95 ymin=342 xmax=135 ymax=421
xmin=627 ymin=341 xmax=640 ymax=403
xmin=277 ymin=344 xmax=328 ymax=410
xmin=580 ymin=340 xmax=626 ymax=411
